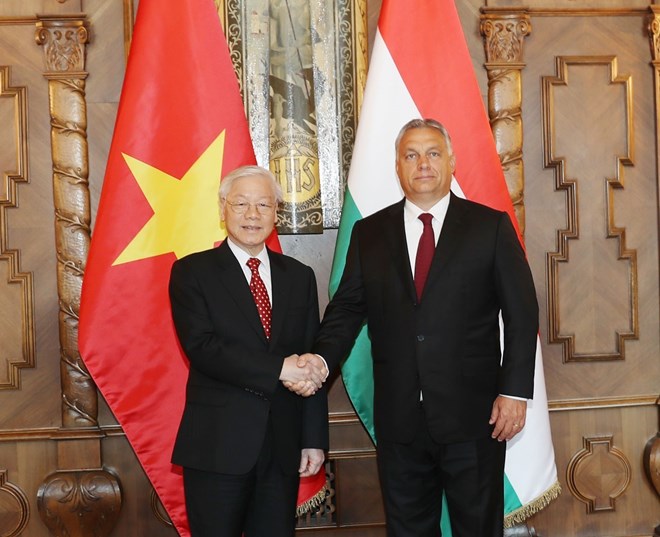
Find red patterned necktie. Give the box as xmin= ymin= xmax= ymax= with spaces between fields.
xmin=247 ymin=258 xmax=272 ymax=339
xmin=414 ymin=213 xmax=435 ymax=301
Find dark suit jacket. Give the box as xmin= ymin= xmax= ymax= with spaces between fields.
xmin=314 ymin=194 xmax=538 ymax=444
xmin=169 ymin=241 xmax=328 ymax=475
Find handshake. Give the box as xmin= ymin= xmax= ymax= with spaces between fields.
xmin=279 ymin=353 xmax=329 ymax=397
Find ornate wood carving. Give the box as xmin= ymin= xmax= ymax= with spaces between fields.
xmin=566 ymin=435 xmax=631 ymax=513
xmin=37 ymin=470 xmax=122 ymax=537
xmin=644 ymin=432 xmax=660 ymax=497
xmin=35 ymin=15 xmax=97 ymax=428
xmin=34 ymin=15 xmax=124 ymax=535
xmin=0 ymin=469 xmax=30 ymax=537
xmin=646 ymin=17 xmax=660 ymax=535
xmin=0 ymin=65 xmax=35 ymax=390
xmin=150 ymin=488 xmax=174 ymax=528
xmin=480 ymin=8 xmax=531 ymax=235
xmin=650 ymin=6 xmax=660 ymax=62
xmin=123 ymin=0 xmax=134 ymax=62
xmin=541 ymin=55 xmax=638 ymax=363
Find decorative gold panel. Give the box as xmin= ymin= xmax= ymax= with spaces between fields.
xmin=541 ymin=56 xmax=638 ymax=363
xmin=0 ymin=65 xmax=35 ymax=390
xmin=566 ymin=435 xmax=631 ymax=513
xmin=0 ymin=469 xmax=30 ymax=537
xmin=218 ymin=0 xmax=365 ymax=229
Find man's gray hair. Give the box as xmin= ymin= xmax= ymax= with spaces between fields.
xmin=218 ymin=165 xmax=283 ymax=203
xmin=394 ymin=118 xmax=454 ymax=155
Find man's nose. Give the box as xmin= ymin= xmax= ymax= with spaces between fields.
xmin=418 ymin=155 xmax=430 ymax=168
xmin=244 ymin=203 xmax=260 ymax=217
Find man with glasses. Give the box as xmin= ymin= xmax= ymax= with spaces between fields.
xmin=169 ymin=165 xmax=329 ymax=536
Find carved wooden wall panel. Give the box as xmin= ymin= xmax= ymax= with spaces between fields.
xmin=566 ymin=435 xmax=632 ymax=513
xmin=542 ymin=55 xmax=638 ymax=363
xmin=0 ymin=439 xmax=57 ymax=536
xmin=0 ymin=64 xmax=34 ymax=390
xmin=523 ymin=8 xmax=658 ymax=403
xmin=531 ymin=404 xmax=658 ymax=535
xmin=0 ymin=22 xmax=62 ymax=427
xmin=518 ymin=5 xmax=659 ymax=536
xmin=0 ymin=468 xmax=30 ymax=537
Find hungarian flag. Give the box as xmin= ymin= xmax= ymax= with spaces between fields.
xmin=79 ymin=1 xmax=324 ymax=535
xmin=332 ymin=0 xmax=560 ymax=532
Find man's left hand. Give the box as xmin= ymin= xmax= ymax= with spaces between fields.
xmin=489 ymin=396 xmax=527 ymax=442
xmin=299 ymin=448 xmax=325 ymax=477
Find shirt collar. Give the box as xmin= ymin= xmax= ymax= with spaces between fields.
xmin=403 ymin=193 xmax=450 ymax=223
xmin=226 ymin=238 xmax=269 ymax=268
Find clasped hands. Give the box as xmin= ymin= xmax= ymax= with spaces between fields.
xmin=279 ymin=353 xmax=328 ymax=397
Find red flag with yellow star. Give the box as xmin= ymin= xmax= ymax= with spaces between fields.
xmin=78 ymin=1 xmax=290 ymax=534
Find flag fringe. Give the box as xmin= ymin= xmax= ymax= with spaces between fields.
xmin=503 ymin=481 xmax=562 ymax=528
xmin=295 ymin=483 xmax=329 ymax=517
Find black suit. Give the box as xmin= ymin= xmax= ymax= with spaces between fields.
xmin=169 ymin=241 xmax=328 ymax=536
xmin=314 ymin=194 xmax=538 ymax=536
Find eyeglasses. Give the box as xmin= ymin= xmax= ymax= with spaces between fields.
xmin=224 ymin=200 xmax=276 ymax=215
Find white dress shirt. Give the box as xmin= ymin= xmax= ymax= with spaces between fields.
xmin=226 ymin=238 xmax=272 ymax=302
xmin=403 ymin=195 xmax=450 ymax=274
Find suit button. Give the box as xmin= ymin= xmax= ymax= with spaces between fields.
xmin=417 ymin=335 xmax=425 ymax=342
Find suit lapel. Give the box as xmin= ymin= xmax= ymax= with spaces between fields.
xmin=425 ymin=193 xmax=466 ymax=291
xmin=382 ymin=200 xmax=417 ymax=303
xmin=211 ymin=242 xmax=268 ymax=342
xmin=268 ymin=249 xmax=289 ymax=348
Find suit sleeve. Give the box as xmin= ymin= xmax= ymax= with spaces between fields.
xmin=169 ymin=258 xmax=282 ymax=397
xmin=494 ymin=212 xmax=539 ymax=399
xmin=300 ymin=268 xmax=329 ymax=450
xmin=313 ymin=222 xmax=369 ymax=374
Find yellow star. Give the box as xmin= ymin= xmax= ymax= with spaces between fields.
xmin=113 ymin=131 xmax=227 ymax=265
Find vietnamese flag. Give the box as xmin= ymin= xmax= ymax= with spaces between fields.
xmin=332 ymin=0 xmax=561 ymax=533
xmin=79 ymin=1 xmax=323 ymax=535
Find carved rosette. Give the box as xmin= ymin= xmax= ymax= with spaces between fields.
xmin=37 ymin=470 xmax=122 ymax=537
xmin=480 ymin=9 xmax=531 ymax=235
xmin=35 ymin=16 xmax=96 ymax=428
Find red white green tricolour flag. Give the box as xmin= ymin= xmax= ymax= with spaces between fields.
xmin=332 ymin=0 xmax=561 ymax=532
xmin=79 ymin=1 xmax=324 ymax=535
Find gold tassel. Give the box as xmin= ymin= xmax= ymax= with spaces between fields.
xmin=503 ymin=481 xmax=562 ymax=528
xmin=296 ymin=484 xmax=329 ymax=517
